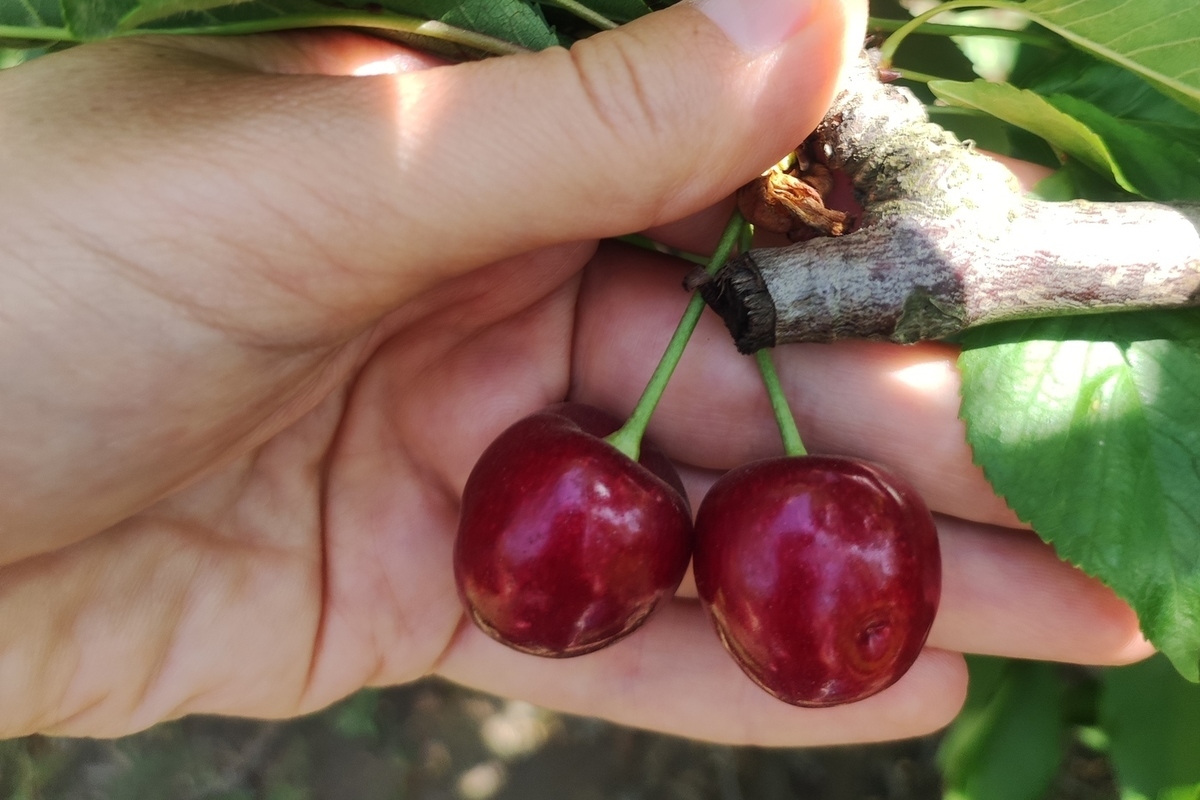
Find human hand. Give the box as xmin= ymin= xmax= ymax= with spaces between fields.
xmin=0 ymin=0 xmax=1150 ymax=741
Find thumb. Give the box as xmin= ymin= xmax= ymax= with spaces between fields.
xmin=353 ymin=0 xmax=866 ymax=282
xmin=7 ymin=0 xmax=865 ymax=320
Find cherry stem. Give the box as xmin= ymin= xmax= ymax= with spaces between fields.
xmin=878 ymin=0 xmax=1016 ymax=70
xmin=605 ymin=212 xmax=746 ymax=461
xmin=615 ymin=234 xmax=708 ymax=266
xmin=867 ymin=15 xmax=1062 ymax=51
xmin=754 ymin=348 xmax=807 ymax=458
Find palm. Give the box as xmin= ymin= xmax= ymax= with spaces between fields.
xmin=310 ymin=243 xmax=588 ymax=707
xmin=4 ymin=242 xmax=590 ymax=736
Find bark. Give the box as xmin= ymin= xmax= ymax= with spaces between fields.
xmin=699 ymin=54 xmax=1200 ymax=352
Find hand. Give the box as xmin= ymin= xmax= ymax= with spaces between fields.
xmin=0 ymin=0 xmax=1149 ymax=741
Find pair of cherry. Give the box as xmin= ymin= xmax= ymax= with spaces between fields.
xmin=453 ymin=400 xmax=941 ymax=707
xmin=454 ymin=215 xmax=940 ymax=707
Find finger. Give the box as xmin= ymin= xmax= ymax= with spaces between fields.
xmin=677 ymin=462 xmax=725 ymax=516
xmin=435 ymin=601 xmax=968 ymax=747
xmin=981 ymin=150 xmax=1055 ymax=192
xmin=434 ymin=514 xmax=1143 ymax=748
xmin=4 ymin=0 xmax=865 ymax=327
xmin=571 ymin=241 xmax=1019 ymax=527
xmin=926 ymin=516 xmax=1152 ymax=664
xmin=670 ymin=463 xmax=1150 ymax=664
xmin=642 ymin=196 xmax=740 ymax=256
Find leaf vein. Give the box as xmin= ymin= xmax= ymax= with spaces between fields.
xmin=1107 ymin=7 xmax=1197 ymax=47
xmin=1035 ymin=0 xmax=1097 ymax=16
xmin=16 ymin=0 xmax=44 ymax=26
xmin=1047 ymin=0 xmax=1136 ymax=30
xmin=1122 ymin=35 xmax=1200 ymax=59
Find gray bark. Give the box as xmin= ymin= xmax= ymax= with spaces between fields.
xmin=699 ymin=54 xmax=1200 ymax=352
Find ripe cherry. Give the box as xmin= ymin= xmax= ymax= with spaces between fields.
xmin=454 ymin=403 xmax=693 ymax=658
xmin=693 ymin=455 xmax=940 ymax=707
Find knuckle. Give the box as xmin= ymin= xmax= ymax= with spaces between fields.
xmin=566 ymin=33 xmax=669 ymax=147
xmin=562 ymin=35 xmax=688 ymax=225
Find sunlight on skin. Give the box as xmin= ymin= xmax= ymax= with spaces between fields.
xmin=982 ymin=150 xmax=1054 ymax=191
xmin=351 ymin=53 xmax=441 ymax=76
xmin=889 ymin=359 xmax=958 ymax=394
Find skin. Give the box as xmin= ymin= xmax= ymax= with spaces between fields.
xmin=0 ymin=0 xmax=1151 ymax=742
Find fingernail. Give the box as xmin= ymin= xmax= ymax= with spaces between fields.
xmin=691 ymin=0 xmax=817 ymax=53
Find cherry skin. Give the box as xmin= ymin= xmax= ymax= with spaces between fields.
xmin=454 ymin=403 xmax=693 ymax=658
xmin=693 ymin=456 xmax=941 ymax=707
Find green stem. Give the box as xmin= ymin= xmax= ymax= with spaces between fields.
xmin=926 ymin=105 xmax=990 ymax=117
xmin=754 ymin=349 xmax=806 ymax=457
xmin=868 ymin=15 xmax=1061 ymax=50
xmin=615 ymin=234 xmax=709 ymax=266
xmin=0 ymin=26 xmax=72 ymax=42
xmin=605 ymin=213 xmax=745 ymax=461
xmin=893 ymin=67 xmax=939 ymax=84
xmin=879 ymin=0 xmax=1028 ymax=69
xmin=739 ymin=221 xmax=755 ymax=256
xmin=548 ymin=0 xmax=619 ymax=31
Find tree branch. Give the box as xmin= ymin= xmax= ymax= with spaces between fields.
xmin=699 ymin=53 xmax=1200 ymax=352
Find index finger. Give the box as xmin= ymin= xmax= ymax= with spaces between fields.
xmin=570 ymin=241 xmax=1020 ymax=527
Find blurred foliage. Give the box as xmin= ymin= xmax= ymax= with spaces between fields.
xmin=0 ymin=680 xmax=951 ymax=800
xmin=939 ymin=657 xmax=1067 ymax=800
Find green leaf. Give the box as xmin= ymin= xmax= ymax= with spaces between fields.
xmin=129 ymin=0 xmax=530 ymax=56
xmin=927 ymin=106 xmax=1016 ymax=156
xmin=1019 ymin=0 xmax=1200 ymax=115
xmin=1029 ymin=164 xmax=1079 ymax=201
xmin=1009 ymin=46 xmax=1200 ymax=196
xmin=130 ymin=0 xmax=325 ymax=33
xmin=1031 ymin=159 xmax=1138 ymax=203
xmin=119 ymin=0 xmax=554 ymax=50
xmin=895 ymin=0 xmax=1200 ymax=114
xmin=0 ymin=0 xmax=66 ymax=34
xmin=930 ymin=79 xmax=1140 ymax=192
xmin=1103 ymin=655 xmax=1200 ymax=798
xmin=1010 ymin=46 xmax=1200 ymax=130
xmin=441 ymin=0 xmax=555 ymax=49
xmin=327 ymin=0 xmax=459 ymax=16
xmin=959 ymin=310 xmax=1200 ymax=681
xmin=930 ymin=79 xmax=1200 ymax=201
xmin=1044 ymin=94 xmax=1200 ymax=202
xmin=121 ymin=0 xmax=252 ymax=29
xmin=939 ymin=656 xmax=1067 ymax=800
xmin=62 ymin=0 xmax=138 ymax=39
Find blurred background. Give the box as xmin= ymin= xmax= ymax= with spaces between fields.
xmin=0 ymin=673 xmax=1122 ymax=800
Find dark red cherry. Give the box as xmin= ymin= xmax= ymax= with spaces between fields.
xmin=693 ymin=456 xmax=940 ymax=706
xmin=455 ymin=403 xmax=693 ymax=657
